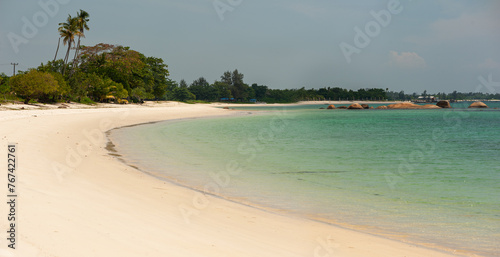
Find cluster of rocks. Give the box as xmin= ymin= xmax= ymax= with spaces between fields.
xmin=323 ymin=101 xmax=489 ymax=110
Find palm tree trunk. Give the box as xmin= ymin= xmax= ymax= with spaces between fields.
xmin=73 ymin=36 xmax=81 ymax=63
xmin=62 ymin=42 xmax=72 ymax=75
xmin=69 ymin=38 xmax=82 ymax=77
xmin=53 ymin=38 xmax=61 ymax=62
xmin=71 ymin=36 xmax=82 ymax=76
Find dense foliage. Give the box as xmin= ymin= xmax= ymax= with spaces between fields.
xmin=9 ymin=70 xmax=66 ymax=104
xmin=10 ymin=42 xmax=172 ymax=104
xmin=0 ymin=73 xmax=10 ymax=95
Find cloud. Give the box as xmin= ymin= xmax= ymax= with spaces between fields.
xmin=389 ymin=51 xmax=426 ymax=69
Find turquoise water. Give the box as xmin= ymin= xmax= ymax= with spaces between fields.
xmin=109 ymin=103 xmax=500 ymax=256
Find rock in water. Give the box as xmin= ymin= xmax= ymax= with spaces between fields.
xmin=421 ymin=104 xmax=442 ymax=109
xmin=376 ymin=105 xmax=387 ymax=109
xmin=436 ymin=100 xmax=451 ymax=108
xmin=387 ymin=102 xmax=422 ymax=109
xmin=337 ymin=106 xmax=348 ymax=109
xmin=347 ymin=103 xmax=363 ymax=109
xmin=468 ymin=101 xmax=488 ymax=108
xmin=327 ymin=105 xmax=336 ymax=109
xmin=361 ymin=104 xmax=370 ymax=109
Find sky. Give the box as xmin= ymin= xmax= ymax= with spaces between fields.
xmin=1 ymin=0 xmax=499 ymax=94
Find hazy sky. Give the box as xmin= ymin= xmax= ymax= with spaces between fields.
xmin=1 ymin=0 xmax=499 ymax=94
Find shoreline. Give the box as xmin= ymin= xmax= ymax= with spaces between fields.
xmin=0 ymin=102 xmax=462 ymax=256
xmin=105 ymin=106 xmax=486 ymax=257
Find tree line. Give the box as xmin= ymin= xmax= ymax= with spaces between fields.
xmin=386 ymin=90 xmax=500 ymax=101
xmin=1 ymin=10 xmax=498 ymax=104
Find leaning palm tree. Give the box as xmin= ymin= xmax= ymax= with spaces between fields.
xmin=59 ymin=15 xmax=78 ymax=74
xmin=53 ymin=37 xmax=61 ymax=62
xmin=53 ymin=18 xmax=68 ymax=62
xmin=72 ymin=10 xmax=90 ymax=65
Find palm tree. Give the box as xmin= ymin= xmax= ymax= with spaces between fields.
xmin=58 ymin=15 xmax=78 ymax=74
xmin=72 ymin=10 xmax=90 ymax=65
xmin=53 ymin=37 xmax=61 ymax=62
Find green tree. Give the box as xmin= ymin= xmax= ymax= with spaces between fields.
xmin=212 ymin=81 xmax=232 ymax=100
xmin=50 ymin=72 xmax=70 ymax=100
xmin=189 ymin=77 xmax=217 ymax=101
xmin=171 ymin=87 xmax=195 ymax=101
xmin=37 ymin=60 xmax=65 ymax=74
xmin=9 ymin=70 xmax=59 ymax=104
xmin=231 ymin=69 xmax=247 ymax=100
xmin=220 ymin=71 xmax=232 ymax=85
xmin=72 ymin=10 xmax=90 ymax=65
xmin=75 ymin=43 xmax=171 ymax=102
xmin=220 ymin=69 xmax=248 ymax=101
xmin=0 ymin=73 xmax=9 ymax=95
xmin=143 ymin=56 xmax=169 ymax=99
xmin=68 ymin=72 xmax=128 ymax=102
xmin=77 ymin=73 xmax=105 ymax=102
xmin=398 ymin=90 xmax=405 ymax=100
xmin=58 ymin=15 xmax=79 ymax=74
xmin=78 ymin=44 xmax=146 ymax=96
xmin=164 ymin=80 xmax=178 ymax=99
xmin=251 ymin=83 xmax=268 ymax=100
xmin=179 ymin=79 xmax=188 ymax=88
xmin=106 ymin=78 xmax=128 ymax=100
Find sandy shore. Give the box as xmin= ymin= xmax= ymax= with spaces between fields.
xmin=0 ymin=102 xmax=460 ymax=257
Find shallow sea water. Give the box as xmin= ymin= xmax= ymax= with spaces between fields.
xmin=109 ymin=102 xmax=500 ymax=256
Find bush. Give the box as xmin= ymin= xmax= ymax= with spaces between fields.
xmin=50 ymin=72 xmax=70 ymax=100
xmin=80 ymin=96 xmax=94 ymax=105
xmin=9 ymin=70 xmax=59 ymax=104
xmin=69 ymin=73 xmax=130 ymax=102
xmin=105 ymin=78 xmax=128 ymax=100
xmin=0 ymin=73 xmax=10 ymax=95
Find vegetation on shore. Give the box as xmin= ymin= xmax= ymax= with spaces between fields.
xmin=1 ymin=10 xmax=499 ymax=105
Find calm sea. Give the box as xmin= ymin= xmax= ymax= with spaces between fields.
xmin=108 ymin=102 xmax=500 ymax=256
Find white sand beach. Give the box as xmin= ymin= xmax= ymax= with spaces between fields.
xmin=0 ymin=102 xmax=459 ymax=257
